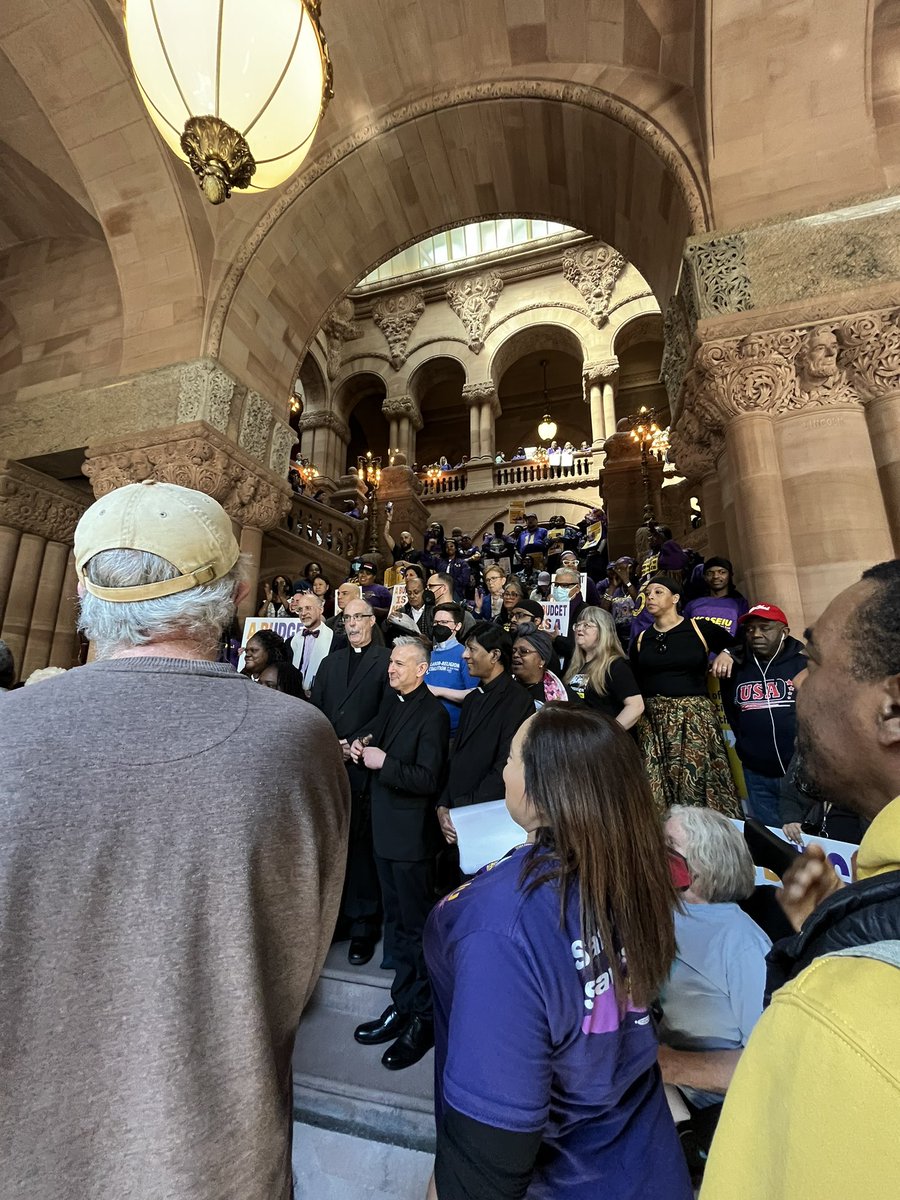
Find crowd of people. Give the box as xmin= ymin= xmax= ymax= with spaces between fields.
xmin=1 ymin=478 xmax=897 ymax=1200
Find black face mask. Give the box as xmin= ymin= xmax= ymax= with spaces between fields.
xmin=431 ymin=625 xmax=454 ymax=643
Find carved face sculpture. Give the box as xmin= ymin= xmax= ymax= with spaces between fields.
xmin=797 ymin=328 xmax=839 ymax=385
xmin=236 ymin=475 xmax=258 ymax=505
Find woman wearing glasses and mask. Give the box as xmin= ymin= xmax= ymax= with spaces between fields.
xmin=629 ymin=577 xmax=740 ymax=815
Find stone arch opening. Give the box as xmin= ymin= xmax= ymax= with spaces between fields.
xmin=334 ymin=372 xmax=389 ymax=474
xmin=408 ymin=356 xmax=467 ymax=469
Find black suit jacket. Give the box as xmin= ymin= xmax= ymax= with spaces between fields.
xmin=359 ymin=684 xmax=449 ymax=861
xmin=310 ymin=644 xmax=391 ymax=794
xmin=442 ymin=672 xmax=534 ymax=809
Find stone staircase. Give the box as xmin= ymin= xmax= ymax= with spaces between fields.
xmin=292 ymin=940 xmax=436 ymax=1154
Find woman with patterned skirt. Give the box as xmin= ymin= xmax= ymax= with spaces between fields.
xmin=630 ymin=576 xmax=740 ymax=815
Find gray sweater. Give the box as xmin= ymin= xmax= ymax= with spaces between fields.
xmin=0 ymin=657 xmax=350 ymax=1200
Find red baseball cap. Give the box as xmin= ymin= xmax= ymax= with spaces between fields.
xmin=739 ymin=603 xmax=789 ymax=626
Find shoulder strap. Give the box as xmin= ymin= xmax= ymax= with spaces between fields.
xmin=823 ymin=940 xmax=900 ymax=969
xmin=636 ymin=629 xmax=645 ymax=652
xmin=690 ymin=617 xmax=709 ymax=655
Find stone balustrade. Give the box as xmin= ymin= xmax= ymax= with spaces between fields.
xmin=421 ymin=470 xmax=468 ymax=497
xmin=288 ymin=493 xmax=366 ymax=558
xmin=494 ymin=455 xmax=595 ymax=487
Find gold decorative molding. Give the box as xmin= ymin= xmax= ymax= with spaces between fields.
xmin=82 ymin=422 xmax=291 ymax=531
xmin=0 ymin=460 xmax=89 ymax=544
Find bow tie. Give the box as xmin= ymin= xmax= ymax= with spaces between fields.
xmin=302 ymin=628 xmax=319 ymax=638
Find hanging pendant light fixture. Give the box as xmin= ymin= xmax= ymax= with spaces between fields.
xmin=124 ymin=0 xmax=333 ymax=204
xmin=537 ymin=358 xmax=557 ymax=442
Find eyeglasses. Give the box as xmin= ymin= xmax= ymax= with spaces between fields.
xmin=503 ymin=587 xmax=522 ymax=596
xmin=572 ymin=622 xmax=595 ymax=632
xmin=343 ymin=614 xmax=374 ymax=624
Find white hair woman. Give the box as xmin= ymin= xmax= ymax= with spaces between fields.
xmin=657 ymin=805 xmax=771 ymax=1110
xmin=564 ymin=605 xmax=644 ymax=728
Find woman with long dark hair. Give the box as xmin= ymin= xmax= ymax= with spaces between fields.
xmin=424 ymin=706 xmax=692 ymax=1200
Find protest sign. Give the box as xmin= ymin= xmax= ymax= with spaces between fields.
xmin=508 ymin=500 xmax=526 ymax=526
xmin=540 ymin=599 xmax=570 ymax=636
xmin=731 ymin=819 xmax=858 ymax=887
xmin=581 ymin=519 xmax=605 ymax=551
xmin=238 ymin=615 xmax=302 ymax=671
xmin=389 ymin=582 xmax=408 ymax=612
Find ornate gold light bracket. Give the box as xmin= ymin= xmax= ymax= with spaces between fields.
xmin=180 ymin=116 xmax=256 ymax=205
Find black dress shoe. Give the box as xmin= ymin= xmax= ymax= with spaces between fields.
xmin=354 ymin=1004 xmax=410 ymax=1046
xmin=348 ymin=937 xmax=375 ymax=966
xmin=381 ymin=1015 xmax=434 ymax=1070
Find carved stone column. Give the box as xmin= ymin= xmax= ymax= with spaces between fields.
xmin=296 ymin=410 xmax=351 ymax=482
xmin=0 ymin=460 xmax=88 ymax=678
xmin=583 ymin=358 xmax=619 ymax=447
xmin=383 ymin=396 xmax=423 ymax=468
xmin=21 ymin=539 xmax=70 ymax=679
xmin=49 ymin=553 xmax=79 ymax=669
xmin=377 ymin=458 xmax=431 ymax=560
xmin=838 ymin=309 xmax=900 ymax=554
xmin=462 ymin=383 xmax=497 ymax=462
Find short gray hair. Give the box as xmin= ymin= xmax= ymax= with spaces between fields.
xmin=78 ymin=549 xmax=245 ymax=658
xmin=667 ymin=805 xmax=755 ymax=903
xmin=392 ymin=635 xmax=430 ymax=666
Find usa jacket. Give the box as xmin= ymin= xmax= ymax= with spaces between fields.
xmin=721 ymin=636 xmax=806 ymax=777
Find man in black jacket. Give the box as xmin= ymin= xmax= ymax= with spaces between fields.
xmin=436 ymin=622 xmax=534 ymax=849
xmin=720 ymin=602 xmax=807 ymax=826
xmin=351 ymin=637 xmax=450 ymax=1070
xmin=311 ymin=598 xmax=390 ymax=965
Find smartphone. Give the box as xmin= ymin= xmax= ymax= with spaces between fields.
xmin=743 ymin=818 xmax=800 ymax=879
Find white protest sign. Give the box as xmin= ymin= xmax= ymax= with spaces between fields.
xmin=390 ymin=582 xmax=408 ymax=612
xmin=238 ymin=615 xmax=303 ymax=672
xmin=540 ymin=599 xmax=570 ymax=637
xmin=452 ymin=799 xmax=523 ymax=876
xmin=731 ymin=819 xmax=859 ymax=886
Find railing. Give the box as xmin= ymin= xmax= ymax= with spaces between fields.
xmin=288 ymin=494 xmax=365 ymax=558
xmin=494 ymin=455 xmax=595 ymax=487
xmin=421 ymin=469 xmax=468 ymax=497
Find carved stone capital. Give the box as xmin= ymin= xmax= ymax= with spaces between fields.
xmin=561 ymin=241 xmax=626 ymax=328
xmin=296 ymin=410 xmax=351 ymax=441
xmin=461 ymin=381 xmax=499 ymax=414
xmin=322 ymin=297 xmax=362 ymax=380
xmin=445 ymin=271 xmax=504 ymax=352
xmin=238 ymin=390 xmax=274 ymax=461
xmin=382 ymin=395 xmax=424 ymax=431
xmin=661 ymin=293 xmax=692 ymax=407
xmin=692 ymin=330 xmax=805 ymax=425
xmin=0 ymin=460 xmax=89 ymax=544
xmin=684 ymin=233 xmax=752 ymax=319
xmin=373 ymin=288 xmax=426 ymax=369
xmin=837 ymin=308 xmax=900 ymax=402
xmin=83 ymin=423 xmax=292 ymax=531
xmin=582 ymin=357 xmax=619 ymax=389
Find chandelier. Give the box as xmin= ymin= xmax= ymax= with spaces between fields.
xmin=357 ymin=451 xmax=382 ymax=490
xmin=295 ymin=458 xmax=320 ymax=487
xmin=124 ymin=0 xmax=333 ymax=204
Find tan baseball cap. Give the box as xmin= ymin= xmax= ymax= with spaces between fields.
xmin=75 ymin=480 xmax=240 ymax=603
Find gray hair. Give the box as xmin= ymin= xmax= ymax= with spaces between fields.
xmin=78 ymin=549 xmax=245 ymax=659
xmin=667 ymin=805 xmax=755 ymax=903
xmin=392 ymin=635 xmax=430 ymax=666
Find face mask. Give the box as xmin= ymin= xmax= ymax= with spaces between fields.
xmin=552 ymin=585 xmax=571 ymax=602
xmin=431 ymin=625 xmax=453 ymax=644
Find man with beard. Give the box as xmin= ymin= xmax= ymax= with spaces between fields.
xmin=700 ymin=561 xmax=900 ymax=1200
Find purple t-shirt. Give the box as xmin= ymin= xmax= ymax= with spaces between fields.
xmin=684 ymin=594 xmax=749 ymax=638
xmin=423 ymin=847 xmax=692 ymax=1200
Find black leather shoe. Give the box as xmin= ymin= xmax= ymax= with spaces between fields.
xmin=354 ymin=1005 xmax=410 ymax=1046
xmin=381 ymin=1015 xmax=434 ymax=1070
xmin=348 ymin=937 xmax=375 ymax=966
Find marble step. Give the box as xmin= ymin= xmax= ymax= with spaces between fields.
xmin=293 ymin=938 xmax=436 ymax=1153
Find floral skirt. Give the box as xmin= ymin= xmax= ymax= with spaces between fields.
xmin=637 ymin=695 xmax=740 ymax=816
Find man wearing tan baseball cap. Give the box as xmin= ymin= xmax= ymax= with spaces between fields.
xmin=0 ymin=480 xmax=350 ymax=1200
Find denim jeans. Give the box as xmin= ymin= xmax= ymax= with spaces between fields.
xmin=742 ymin=767 xmax=783 ymax=827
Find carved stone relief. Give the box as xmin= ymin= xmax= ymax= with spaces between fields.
xmin=837 ymin=308 xmax=900 ymax=400
xmin=445 ymin=271 xmax=503 ymax=352
xmin=0 ymin=461 xmax=88 ymax=544
xmin=177 ymin=358 xmax=236 ymax=432
xmin=322 ymin=297 xmax=362 ymax=380
xmin=296 ymin=410 xmax=351 ymax=442
xmin=661 ymin=294 xmax=691 ymax=407
xmin=561 ymin=242 xmax=626 ymax=328
xmin=685 ymin=234 xmax=752 ymax=318
xmin=461 ymin=381 xmax=499 ymax=415
xmin=582 ymin=358 xmax=619 ymax=389
xmin=373 ymin=289 xmax=426 ymax=368
xmin=238 ymin=390 xmax=273 ymax=462
xmin=83 ymin=424 xmax=291 ymax=531
xmin=269 ymin=421 xmax=297 ymax=476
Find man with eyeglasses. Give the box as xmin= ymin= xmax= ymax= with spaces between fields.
xmin=425 ymin=603 xmax=478 ymax=738
xmin=427 ymin=572 xmax=476 ymax=636
xmin=311 ymin=600 xmax=391 ymax=966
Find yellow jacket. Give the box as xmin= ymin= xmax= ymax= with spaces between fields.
xmin=700 ymin=800 xmax=900 ymax=1199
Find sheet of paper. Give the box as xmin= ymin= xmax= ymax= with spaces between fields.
xmin=451 ymin=799 xmax=525 ymax=876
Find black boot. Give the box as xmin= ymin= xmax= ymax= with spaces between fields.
xmin=381 ymin=1014 xmax=434 ymax=1070
xmin=354 ymin=1004 xmax=410 ymax=1046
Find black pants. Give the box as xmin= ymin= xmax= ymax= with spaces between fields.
xmin=339 ymin=787 xmax=382 ymax=940
xmin=375 ymin=855 xmax=434 ymax=1019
